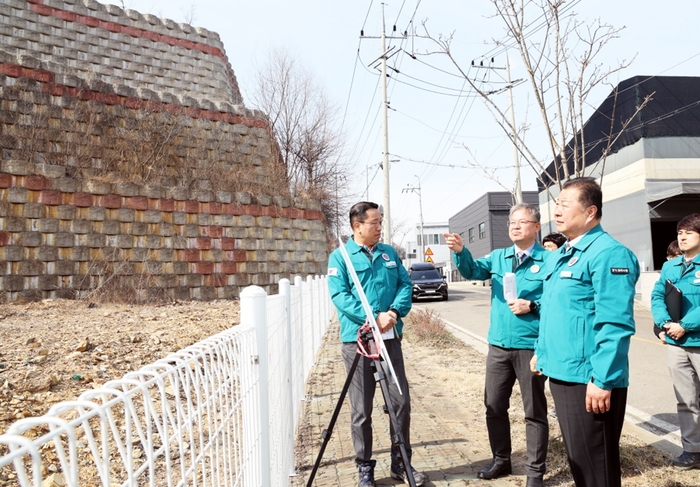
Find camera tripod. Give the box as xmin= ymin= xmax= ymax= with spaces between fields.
xmin=305 ymin=326 xmax=417 ymax=487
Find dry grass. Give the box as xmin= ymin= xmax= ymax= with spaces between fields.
xmin=403 ymin=307 xmax=464 ymax=348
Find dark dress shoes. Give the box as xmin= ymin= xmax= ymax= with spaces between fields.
xmin=477 ymin=459 xmax=512 ymax=480
xmin=526 ymin=476 xmax=544 ymax=487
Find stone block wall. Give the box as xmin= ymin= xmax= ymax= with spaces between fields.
xmin=0 ymin=158 xmax=328 ymax=302
xmin=0 ymin=0 xmax=242 ymax=107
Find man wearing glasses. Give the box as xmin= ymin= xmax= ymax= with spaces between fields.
xmin=327 ymin=201 xmax=427 ymax=486
xmin=444 ymin=203 xmax=549 ymax=487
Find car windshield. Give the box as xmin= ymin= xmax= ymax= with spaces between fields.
xmin=411 ymin=270 xmax=442 ymax=280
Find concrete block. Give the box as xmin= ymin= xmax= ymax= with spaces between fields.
xmin=145 ymin=235 xmax=160 ymax=249
xmin=35 ymin=163 xmax=66 ymax=178
xmin=55 ymin=260 xmax=77 ymax=276
xmin=37 ymin=245 xmax=58 ymax=261
xmin=71 ymin=220 xmax=91 ymax=233
xmin=20 ymin=231 xmax=42 ymax=247
xmin=114 ymin=234 xmax=132 ymax=249
xmin=38 ymin=274 xmax=58 ymax=291
xmin=71 ymin=246 xmax=89 ymax=261
xmin=132 ymin=222 xmax=148 ymax=235
xmin=86 ymin=233 xmax=106 ymax=248
xmin=131 ymin=247 xmax=148 ymax=261
xmin=184 ymin=224 xmax=199 ymax=237
xmin=57 ymin=205 xmax=76 ymax=220
xmin=173 ymin=261 xmax=188 ymax=274
xmin=197 ymin=213 xmax=211 ymax=226
xmin=247 ymin=227 xmax=265 ymax=239
xmin=173 ymin=212 xmax=187 ymax=225
xmin=0 ymin=246 xmax=23 ymax=261
xmin=38 ymin=218 xmax=59 ymax=233
xmin=55 ymin=232 xmax=75 ymax=247
xmin=22 ymin=203 xmax=43 ymax=219
xmin=2 ymin=275 xmax=24 ymax=292
xmin=159 ymin=223 xmax=174 ymax=236
xmin=117 ymin=208 xmax=135 ymax=222
xmin=114 ymin=181 xmax=141 ymax=197
xmin=172 ymin=236 xmax=188 ymax=249
xmin=159 ymin=248 xmax=174 ymax=261
xmin=83 ymin=179 xmax=112 ymax=194
xmin=4 ymin=216 xmax=26 ymax=232
xmin=144 ymin=210 xmax=161 ymax=223
xmin=8 ymin=187 xmax=28 ymax=204
xmin=54 ymin=177 xmax=81 ymax=193
xmin=102 ymin=220 xmax=120 ymax=235
xmin=1 ymin=160 xmax=33 ymax=176
xmin=87 ymin=207 xmax=106 ymax=221
xmin=20 ymin=260 xmax=44 ymax=276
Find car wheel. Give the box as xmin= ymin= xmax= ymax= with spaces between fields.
xmin=442 ymin=292 xmax=448 ymax=301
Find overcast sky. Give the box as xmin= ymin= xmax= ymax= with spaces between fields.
xmin=126 ymin=0 xmax=700 ymax=244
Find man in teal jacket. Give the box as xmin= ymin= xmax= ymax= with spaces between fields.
xmin=327 ymin=201 xmax=426 ymax=487
xmin=651 ymin=213 xmax=700 ymax=471
xmin=532 ymin=178 xmax=639 ymax=487
xmin=445 ymin=203 xmax=548 ymax=487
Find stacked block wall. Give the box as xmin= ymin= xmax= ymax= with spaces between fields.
xmin=0 ymin=159 xmax=328 ymax=301
xmin=0 ymin=0 xmax=243 ymax=107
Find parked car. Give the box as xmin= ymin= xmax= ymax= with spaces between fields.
xmin=409 ymin=263 xmax=448 ymax=301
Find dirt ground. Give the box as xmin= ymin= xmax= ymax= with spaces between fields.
xmin=0 ymin=298 xmax=240 ymax=436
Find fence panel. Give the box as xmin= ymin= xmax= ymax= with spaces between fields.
xmin=0 ymin=276 xmax=333 ymax=487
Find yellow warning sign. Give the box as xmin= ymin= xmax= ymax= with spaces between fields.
xmin=425 ymin=247 xmax=434 ymax=256
xmin=425 ymin=256 xmax=434 ymax=263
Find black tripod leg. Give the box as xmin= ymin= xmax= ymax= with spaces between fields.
xmin=372 ymin=359 xmax=418 ymax=487
xmin=305 ymin=350 xmax=362 ymax=487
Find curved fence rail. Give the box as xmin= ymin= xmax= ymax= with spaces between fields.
xmin=0 ymin=276 xmax=332 ymax=487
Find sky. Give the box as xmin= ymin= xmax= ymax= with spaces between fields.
xmin=124 ymin=0 xmax=700 ymax=245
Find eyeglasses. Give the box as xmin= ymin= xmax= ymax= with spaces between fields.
xmin=359 ymin=220 xmax=383 ymax=228
xmin=507 ymin=219 xmax=537 ymax=227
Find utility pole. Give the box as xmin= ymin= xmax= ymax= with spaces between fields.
xmin=473 ymin=56 xmax=523 ymax=204
xmin=402 ymin=176 xmax=424 ymax=263
xmin=506 ymin=52 xmax=522 ymax=204
xmin=361 ymin=3 xmax=405 ymax=245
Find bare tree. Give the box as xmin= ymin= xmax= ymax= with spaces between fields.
xmin=418 ymin=0 xmax=652 ymax=197
xmin=251 ymin=50 xmax=351 ymax=236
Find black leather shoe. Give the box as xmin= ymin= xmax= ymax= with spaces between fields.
xmin=526 ymin=476 xmax=544 ymax=487
xmin=477 ymin=459 xmax=512 ymax=480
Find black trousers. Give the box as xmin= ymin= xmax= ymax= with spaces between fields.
xmin=484 ymin=345 xmax=548 ymax=477
xmin=549 ymin=379 xmax=627 ymax=487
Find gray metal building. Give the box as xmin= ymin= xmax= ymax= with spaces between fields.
xmin=538 ymin=76 xmax=700 ymax=273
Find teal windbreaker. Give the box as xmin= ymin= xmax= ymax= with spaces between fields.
xmin=535 ymin=224 xmax=639 ymax=390
xmin=651 ymin=253 xmax=700 ymax=347
xmin=327 ymin=238 xmax=413 ymax=343
xmin=453 ymin=244 xmax=548 ymax=349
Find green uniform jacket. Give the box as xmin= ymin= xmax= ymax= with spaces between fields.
xmin=453 ymin=244 xmax=548 ymax=349
xmin=651 ymin=254 xmax=700 ymax=347
xmin=327 ymin=238 xmax=413 ymax=343
xmin=535 ymin=224 xmax=639 ymax=390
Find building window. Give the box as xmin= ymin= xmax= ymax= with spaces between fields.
xmin=478 ymin=222 xmax=486 ymax=239
xmin=432 ymin=234 xmax=439 ymax=245
xmin=468 ymin=228 xmax=475 ymax=243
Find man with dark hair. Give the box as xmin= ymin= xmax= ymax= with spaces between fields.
xmin=327 ymin=201 xmax=427 ymax=487
xmin=531 ymin=177 xmax=639 ymax=487
xmin=652 ymin=213 xmax=700 ymax=471
xmin=445 ymin=203 xmax=549 ymax=487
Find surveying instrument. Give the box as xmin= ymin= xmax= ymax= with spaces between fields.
xmin=305 ymin=236 xmax=417 ymax=487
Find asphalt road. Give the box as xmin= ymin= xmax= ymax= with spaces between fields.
xmin=417 ymin=281 xmax=682 ymax=446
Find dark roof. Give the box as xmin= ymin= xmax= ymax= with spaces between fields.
xmin=539 ymin=75 xmax=700 ymax=190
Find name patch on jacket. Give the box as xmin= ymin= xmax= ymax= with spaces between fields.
xmin=610 ymin=268 xmax=629 ymax=274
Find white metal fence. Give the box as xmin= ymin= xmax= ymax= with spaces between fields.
xmin=0 ymin=275 xmax=332 ymax=487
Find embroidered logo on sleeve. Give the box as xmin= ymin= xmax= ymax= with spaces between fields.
xmin=610 ymin=268 xmax=629 ymax=274
xmin=328 ymin=268 xmax=338 ymax=276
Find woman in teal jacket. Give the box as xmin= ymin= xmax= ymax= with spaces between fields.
xmin=651 ymin=213 xmax=700 ymax=471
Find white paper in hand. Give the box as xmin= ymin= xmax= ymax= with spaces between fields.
xmin=503 ymin=272 xmax=517 ymax=301
xmin=382 ymin=328 xmax=395 ymax=340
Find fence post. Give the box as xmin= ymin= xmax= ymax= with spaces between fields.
xmin=306 ymin=275 xmax=316 ymax=361
xmin=278 ymin=278 xmax=295 ymax=472
xmin=240 ymin=285 xmax=271 ymax=487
